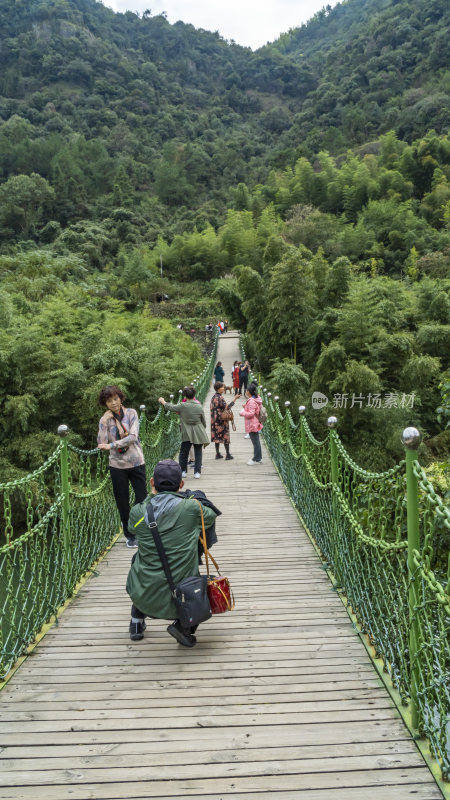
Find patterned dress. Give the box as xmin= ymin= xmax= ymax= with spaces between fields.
xmin=210 ymin=392 xmax=230 ymax=443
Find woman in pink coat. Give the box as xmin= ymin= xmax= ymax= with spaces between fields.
xmin=239 ymin=382 xmax=263 ymax=465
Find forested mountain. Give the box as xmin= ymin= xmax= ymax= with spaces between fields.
xmin=0 ymin=0 xmax=449 ymax=479
xmin=274 ymin=0 xmax=449 ymax=148
xmin=0 ymin=0 xmax=448 ymax=241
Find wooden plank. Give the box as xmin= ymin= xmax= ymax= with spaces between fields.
xmin=0 ymin=768 xmax=439 ymax=799
xmin=1 ymin=707 xmax=401 ymax=734
xmin=0 ymin=739 xmax=422 ymax=771
xmin=0 ymin=695 xmax=394 ymax=722
xmin=2 ymin=671 xmax=379 ymax=695
xmin=0 ymin=787 xmax=438 ymax=800
xmin=0 ymin=683 xmax=385 ymax=709
xmin=0 ymin=752 xmax=432 ymax=787
xmin=0 ymin=719 xmax=429 ymax=750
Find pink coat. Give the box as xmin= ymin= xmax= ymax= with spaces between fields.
xmin=239 ymin=395 xmax=263 ymax=433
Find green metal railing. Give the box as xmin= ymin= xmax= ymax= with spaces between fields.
xmin=241 ymin=340 xmax=449 ymax=780
xmin=0 ymin=332 xmax=218 ymax=680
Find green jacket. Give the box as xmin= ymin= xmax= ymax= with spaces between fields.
xmin=165 ymin=400 xmax=209 ymax=445
xmin=126 ymin=492 xmax=217 ymax=619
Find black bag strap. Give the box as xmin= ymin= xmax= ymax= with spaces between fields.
xmin=146 ymin=502 xmax=175 ymax=594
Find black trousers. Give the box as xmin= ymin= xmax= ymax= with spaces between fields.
xmin=249 ymin=431 xmax=262 ymax=462
xmin=109 ymin=464 xmax=147 ymax=538
xmin=179 ymin=441 xmax=203 ymax=473
xmin=239 ymin=376 xmax=248 ymax=394
xmin=131 ymin=603 xmax=145 ymax=619
xmin=131 ymin=604 xmax=197 ymax=635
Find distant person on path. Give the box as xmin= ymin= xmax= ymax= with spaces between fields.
xmin=240 ymin=382 xmax=263 ymax=465
xmin=239 ymin=360 xmax=250 ymax=395
xmin=218 ymin=321 xmax=224 ymax=334
xmin=214 ymin=361 xmax=225 ymax=383
xmin=97 ymin=385 xmax=147 ymax=548
xmin=126 ymin=459 xmax=218 ymax=647
xmin=232 ymin=361 xmax=240 ymax=395
xmin=223 ymin=320 xmax=228 ymax=333
xmin=159 ymin=387 xmax=209 ymax=479
xmin=210 ymin=381 xmax=234 ymax=460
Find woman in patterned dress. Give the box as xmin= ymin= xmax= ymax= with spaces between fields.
xmin=210 ymin=381 xmax=234 ymax=460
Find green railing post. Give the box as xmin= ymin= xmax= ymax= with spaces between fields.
xmin=284 ymin=401 xmax=291 ymax=442
xmin=58 ymin=424 xmax=71 ymax=583
xmin=298 ymin=406 xmax=306 ymax=456
xmin=402 ymin=425 xmax=422 ymax=731
xmin=328 ymin=416 xmax=339 ymax=485
xmin=139 ymin=404 xmax=147 ymax=442
xmin=327 ymin=416 xmax=340 ymax=584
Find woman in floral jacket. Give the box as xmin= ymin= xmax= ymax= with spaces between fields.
xmin=210 ymin=381 xmax=234 ymax=460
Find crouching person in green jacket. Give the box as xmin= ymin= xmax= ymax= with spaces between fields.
xmin=126 ymin=459 xmax=218 ymax=648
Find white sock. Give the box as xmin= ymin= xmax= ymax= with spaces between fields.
xmin=131 ymin=617 xmax=143 ymax=624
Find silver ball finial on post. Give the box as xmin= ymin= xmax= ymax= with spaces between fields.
xmin=327 ymin=416 xmax=338 ymax=429
xmin=402 ymin=427 xmax=421 ymax=450
xmin=298 ymin=405 xmax=306 ymax=415
xmin=139 ymin=404 xmax=146 ymax=412
xmin=284 ymin=401 xmax=290 ymax=407
xmin=57 ymin=424 xmax=69 ymax=437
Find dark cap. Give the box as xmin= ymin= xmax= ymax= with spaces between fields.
xmin=153 ymin=459 xmax=182 ymax=491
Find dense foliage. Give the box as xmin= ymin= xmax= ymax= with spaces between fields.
xmin=0 ymin=250 xmax=210 ymax=481
xmin=0 ymin=0 xmax=448 ymax=477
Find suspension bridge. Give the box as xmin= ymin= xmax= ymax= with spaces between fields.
xmin=0 ymin=332 xmax=449 ymax=799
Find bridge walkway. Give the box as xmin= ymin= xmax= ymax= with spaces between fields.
xmin=0 ymin=333 xmax=442 ymax=799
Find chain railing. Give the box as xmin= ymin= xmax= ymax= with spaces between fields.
xmin=0 ymin=331 xmax=218 ymax=680
xmin=241 ymin=341 xmax=449 ymax=781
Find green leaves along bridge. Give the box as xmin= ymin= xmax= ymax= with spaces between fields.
xmin=0 ymin=332 xmax=449 ymax=784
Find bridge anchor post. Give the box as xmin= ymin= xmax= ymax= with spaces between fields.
xmin=402 ymin=426 xmax=421 ymax=731
xmin=58 ymin=424 xmax=71 ymax=589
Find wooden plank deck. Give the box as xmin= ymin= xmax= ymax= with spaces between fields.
xmin=0 ymin=333 xmax=442 ymax=799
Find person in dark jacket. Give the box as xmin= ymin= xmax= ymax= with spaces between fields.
xmin=126 ymin=459 xmax=218 ymax=647
xmin=238 ymin=360 xmax=250 ymax=395
xmin=213 ymin=361 xmax=225 ymax=382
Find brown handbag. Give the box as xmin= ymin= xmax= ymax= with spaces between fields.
xmin=221 ymin=408 xmax=236 ymax=431
xmin=196 ymin=501 xmax=235 ymax=614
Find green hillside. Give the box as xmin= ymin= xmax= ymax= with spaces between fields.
xmin=0 ymin=0 xmax=448 ymax=240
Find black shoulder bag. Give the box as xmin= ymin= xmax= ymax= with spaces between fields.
xmin=146 ymin=502 xmax=211 ymax=629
